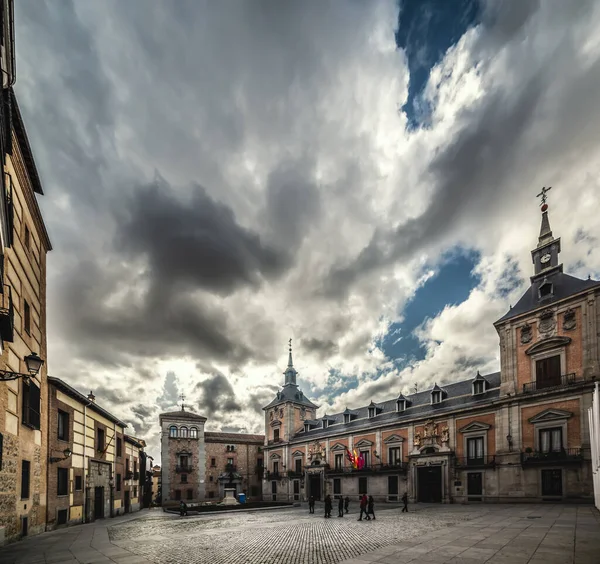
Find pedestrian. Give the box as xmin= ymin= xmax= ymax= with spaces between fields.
xmin=401 ymin=491 xmax=408 ymax=513
xmin=309 ymin=496 xmax=315 ymax=514
xmin=358 ymin=494 xmax=370 ymax=521
xmin=179 ymin=501 xmax=187 ymax=517
xmin=344 ymin=496 xmax=349 ymax=514
xmin=368 ymin=495 xmax=376 ymax=520
xmin=324 ymin=494 xmax=332 ymax=518
xmin=338 ymin=495 xmax=344 ymax=518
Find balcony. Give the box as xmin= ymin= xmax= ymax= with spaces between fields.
xmin=326 ymin=463 xmax=408 ymax=476
xmin=267 ymin=439 xmax=282 ymax=446
xmin=454 ymin=455 xmax=496 ymax=469
xmin=264 ymin=471 xmax=282 ymax=481
xmin=521 ymin=448 xmax=583 ymax=466
xmin=125 ymin=471 xmax=133 ymax=480
xmin=176 ymin=465 xmax=194 ymax=473
xmin=522 ymin=373 xmax=577 ymax=394
xmin=286 ymin=471 xmax=303 ymax=479
xmin=0 ymin=284 xmax=14 ymax=343
xmin=133 ymin=472 xmax=140 ymax=480
xmin=224 ymin=464 xmax=237 ymax=472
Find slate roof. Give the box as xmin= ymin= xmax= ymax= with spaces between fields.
xmin=292 ymin=372 xmax=501 ymax=441
xmin=158 ymin=409 xmax=207 ymax=422
xmin=263 ymin=384 xmax=319 ymax=410
xmin=496 ymin=271 xmax=600 ymax=323
xmin=204 ymin=432 xmax=264 ymax=443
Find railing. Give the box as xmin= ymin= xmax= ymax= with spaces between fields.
xmin=264 ymin=471 xmax=282 ymax=481
xmin=326 ymin=462 xmax=408 ymax=475
xmin=267 ymin=439 xmax=282 ymax=445
xmin=286 ymin=471 xmax=303 ymax=479
xmin=521 ymin=448 xmax=583 ymax=466
xmin=0 ymin=283 xmax=14 ymax=343
xmin=224 ymin=464 xmax=237 ymax=472
xmin=133 ymin=472 xmax=140 ymax=480
xmin=454 ymin=455 xmax=496 ymax=469
xmin=176 ymin=465 xmax=194 ymax=473
xmin=522 ymin=373 xmax=577 ymax=393
xmin=125 ymin=471 xmax=133 ymax=480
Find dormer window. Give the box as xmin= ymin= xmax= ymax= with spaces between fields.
xmin=322 ymin=420 xmax=328 ymax=429
xmin=539 ymin=279 xmax=553 ymax=300
xmin=431 ymin=391 xmax=442 ymax=405
xmin=344 ymin=414 xmax=350 ymax=424
xmin=473 ymin=380 xmax=485 ymax=395
xmin=368 ymin=407 xmax=375 ymax=418
xmin=304 ymin=423 xmax=310 ymax=433
xmin=396 ymin=399 xmax=406 ymax=412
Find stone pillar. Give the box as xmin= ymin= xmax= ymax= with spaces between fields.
xmin=375 ymin=429 xmax=382 ymax=463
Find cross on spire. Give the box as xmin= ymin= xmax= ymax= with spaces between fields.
xmin=180 ymin=393 xmax=186 ymax=411
xmin=537 ymin=186 xmax=552 ymax=206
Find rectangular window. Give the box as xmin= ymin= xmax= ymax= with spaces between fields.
xmin=126 ymin=458 xmax=130 ymax=474
xmin=257 ymin=458 xmax=263 ymax=467
xmin=116 ymin=438 xmax=122 ymax=457
xmin=22 ymin=380 xmax=41 ymax=430
xmin=21 ymin=460 xmax=30 ymax=499
xmin=57 ymin=509 xmax=68 ymax=526
xmin=360 ymin=450 xmax=370 ymax=468
xmin=57 ymin=468 xmax=69 ymax=496
xmin=24 ymin=226 xmax=30 ymax=250
xmin=358 ymin=476 xmax=367 ymax=495
xmin=133 ymin=487 xmax=137 ymax=498
xmin=467 ymin=437 xmax=484 ymax=461
xmin=0 ymin=432 xmax=3 ymax=470
xmin=75 ymin=475 xmax=82 ymax=491
xmin=57 ymin=410 xmax=69 ymax=441
xmin=535 ymin=355 xmax=561 ymax=389
xmin=210 ymin=457 xmax=216 ymax=467
xmin=388 ymin=447 xmax=401 ymax=465
xmin=295 ymin=458 xmax=302 ymax=474
xmin=187 ymin=489 xmax=193 ymax=500
xmin=227 ymin=457 xmax=234 ymax=466
xmin=333 ymin=478 xmax=341 ymax=495
xmin=334 ymin=453 xmax=343 ymax=469
xmin=175 ymin=490 xmax=181 ymax=500
xmin=134 ymin=460 xmax=137 ymax=474
xmin=97 ymin=428 xmax=105 ymax=452
xmin=540 ymin=428 xmax=562 ymax=452
xmin=23 ymin=299 xmax=31 ymax=334
xmin=273 ymin=429 xmax=280 ymax=441
xmin=181 ymin=474 xmax=187 ymax=483
xmin=116 ymin=474 xmax=122 ymax=492
xmin=273 ymin=461 xmax=279 ymax=474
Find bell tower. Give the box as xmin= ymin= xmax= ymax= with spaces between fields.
xmin=531 ymin=186 xmax=562 ymax=280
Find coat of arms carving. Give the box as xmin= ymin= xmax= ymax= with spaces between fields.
xmin=563 ymin=309 xmax=576 ymax=331
xmin=520 ymin=324 xmax=532 ymax=344
xmin=308 ymin=440 xmax=326 ymax=462
xmin=538 ymin=309 xmax=556 ymax=336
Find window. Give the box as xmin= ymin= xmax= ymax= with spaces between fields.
xmin=57 ymin=410 xmax=69 ymax=441
xmin=473 ymin=380 xmax=485 ymax=395
xmin=97 ymin=428 xmax=105 ymax=452
xmin=432 ymin=391 xmax=442 ymax=404
xmin=116 ymin=474 xmax=121 ymax=492
xmin=134 ymin=460 xmax=137 ymax=475
xmin=358 ymin=476 xmax=367 ymax=495
xmin=273 ymin=461 xmax=279 ymax=474
xmin=208 ymin=491 xmax=214 ymax=498
xmin=210 ymin=457 xmax=216 ymax=467
xmin=179 ymin=426 xmax=188 ymax=438
xmin=57 ymin=509 xmax=68 ymax=526
xmin=322 ymin=420 xmax=328 ymax=429
xmin=227 ymin=457 xmax=234 ymax=466
xmin=540 ymin=428 xmax=562 ymax=452
xmin=24 ymin=226 xmax=30 ymax=250
xmin=360 ymin=450 xmax=370 ymax=468
xmin=57 ymin=468 xmax=69 ymax=496
xmin=126 ymin=458 xmax=130 ymax=474
xmin=116 ymin=438 xmax=122 ymax=457
xmin=333 ymin=478 xmax=341 ymax=495
xmin=0 ymin=432 xmax=3 ymax=470
xmin=388 ymin=447 xmax=401 ymax=465
xmin=344 ymin=414 xmax=350 ymax=424
xmin=334 ymin=453 xmax=343 ymax=469
xmin=21 ymin=460 xmax=30 ymax=499
xmin=257 ymin=458 xmax=263 ymax=467
xmin=190 ymin=427 xmax=198 ymax=439
xmin=175 ymin=490 xmax=181 ymax=500
xmin=304 ymin=423 xmax=310 ymax=432
xmin=23 ymin=299 xmax=31 ymax=335
xmin=75 ymin=475 xmax=82 ymax=491
xmin=396 ymin=400 xmax=405 ymax=412
xmin=273 ymin=429 xmax=280 ymax=442
xmin=22 ymin=380 xmax=41 ymax=430
xmin=467 ymin=437 xmax=484 ymax=462
xmin=209 ymin=475 xmax=213 ymax=482
xmin=181 ymin=474 xmax=187 ymax=483
xmin=368 ymin=407 xmax=375 ymax=418
xmin=295 ymin=458 xmax=302 ymax=474
xmin=169 ymin=426 xmax=177 ymax=438
xmin=539 ymin=281 xmax=553 ymax=299
xmin=187 ymin=489 xmax=193 ymax=500
xmin=179 ymin=455 xmax=189 ymax=469
xmin=536 ymin=356 xmax=561 ymax=389
xmin=133 ymin=487 xmax=137 ymax=498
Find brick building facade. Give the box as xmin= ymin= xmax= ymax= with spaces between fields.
xmin=262 ymin=204 xmax=599 ymax=504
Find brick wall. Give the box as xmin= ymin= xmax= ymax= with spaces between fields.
xmin=454 ymin=413 xmax=496 ymax=457
xmin=521 ymin=398 xmax=581 ymax=450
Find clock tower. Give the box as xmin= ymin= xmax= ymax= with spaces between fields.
xmin=531 ymin=191 xmax=561 ymax=281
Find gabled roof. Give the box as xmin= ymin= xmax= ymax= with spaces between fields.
xmin=204 ymin=432 xmax=264 ymax=443
xmin=263 ymin=385 xmax=318 ymax=410
xmin=496 ymin=271 xmax=600 ymax=323
xmin=159 ymin=410 xmax=207 ymax=422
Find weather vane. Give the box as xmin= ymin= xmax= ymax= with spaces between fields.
xmin=288 ymin=338 xmax=292 ymax=352
xmin=536 ymin=186 xmax=552 ymax=207
xmin=180 ymin=393 xmax=186 ymax=411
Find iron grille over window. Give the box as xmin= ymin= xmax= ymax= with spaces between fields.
xmin=22 ymin=380 xmax=40 ymax=429
xmin=57 ymin=468 xmax=68 ymax=496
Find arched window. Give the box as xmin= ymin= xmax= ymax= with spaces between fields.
xmin=190 ymin=427 xmax=198 ymax=439
xmin=179 ymin=426 xmax=188 ymax=438
xmin=169 ymin=426 xmax=177 ymax=438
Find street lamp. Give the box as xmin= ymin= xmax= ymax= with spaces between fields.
xmin=0 ymin=352 xmax=44 ymax=382
xmin=49 ymin=447 xmax=72 ymax=464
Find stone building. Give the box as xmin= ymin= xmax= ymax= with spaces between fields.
xmin=0 ymin=1 xmax=52 ymax=542
xmin=262 ymin=203 xmax=599 ymax=504
xmin=45 ymin=378 xmax=144 ymax=530
xmin=151 ymin=465 xmax=161 ymax=504
xmin=589 ymin=382 xmax=600 ymax=510
xmin=160 ymin=408 xmax=264 ymax=503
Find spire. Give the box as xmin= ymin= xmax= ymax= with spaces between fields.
xmin=283 ymin=338 xmax=298 ymax=387
xmin=537 ymin=186 xmax=553 ymax=245
xmin=532 ymin=187 xmax=561 ymax=278
xmin=287 ymin=338 xmax=294 ymax=368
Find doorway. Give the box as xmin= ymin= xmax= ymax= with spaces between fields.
xmin=467 ymin=472 xmax=483 ymax=500
xmin=541 ymin=469 xmax=562 ymax=496
xmin=271 ymin=480 xmax=277 ymax=501
xmin=293 ymin=480 xmax=300 ymax=501
xmin=309 ymin=474 xmax=321 ymax=501
xmin=388 ymin=475 xmax=399 ymax=501
xmin=94 ymin=487 xmax=105 ymax=520
xmin=417 ymin=465 xmax=442 ymax=502
xmin=124 ymin=490 xmax=131 ymax=513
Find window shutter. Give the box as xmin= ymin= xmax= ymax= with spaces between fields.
xmin=29 ymin=382 xmax=41 ymax=430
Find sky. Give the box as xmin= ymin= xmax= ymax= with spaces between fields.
xmin=14 ymin=0 xmax=600 ymax=461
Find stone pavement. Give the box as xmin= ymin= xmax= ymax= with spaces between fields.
xmin=0 ymin=503 xmax=598 ymax=564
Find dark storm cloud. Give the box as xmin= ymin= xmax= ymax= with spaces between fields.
xmin=478 ymin=0 xmax=540 ymax=47
xmin=195 ymin=374 xmax=242 ymax=416
xmin=302 ymin=338 xmax=339 ymax=359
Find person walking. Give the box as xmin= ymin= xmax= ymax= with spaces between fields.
xmin=179 ymin=501 xmax=188 ymax=517
xmin=344 ymin=496 xmax=350 ymax=514
xmin=401 ymin=491 xmax=408 ymax=513
xmin=324 ymin=494 xmax=332 ymax=518
xmin=309 ymin=496 xmax=315 ymax=514
xmin=338 ymin=496 xmax=344 ymax=517
xmin=367 ymin=495 xmax=376 ymax=520
xmin=358 ymin=494 xmax=370 ymax=521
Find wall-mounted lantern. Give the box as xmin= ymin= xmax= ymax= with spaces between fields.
xmin=49 ymin=447 xmax=72 ymax=464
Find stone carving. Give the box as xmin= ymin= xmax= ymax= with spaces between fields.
xmin=422 ymin=420 xmax=439 ymax=442
xmin=300 ymin=407 xmax=306 ymax=420
xmin=563 ymin=308 xmax=576 ymax=331
xmin=440 ymin=426 xmax=450 ymax=445
xmin=538 ymin=309 xmax=556 ymax=336
xmin=270 ymin=411 xmax=274 ymax=421
xmin=520 ymin=324 xmax=532 ymax=344
xmin=308 ymin=440 xmax=326 ymax=461
xmin=413 ymin=432 xmax=421 ymax=447
xmin=279 ymin=408 xmax=284 ymax=419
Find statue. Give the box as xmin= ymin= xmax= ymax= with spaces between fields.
xmin=413 ymin=432 xmax=421 ymax=447
xmin=308 ymin=447 xmax=313 ymax=461
xmin=441 ymin=426 xmax=449 ymax=445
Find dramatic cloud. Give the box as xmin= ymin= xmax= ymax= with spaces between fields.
xmin=14 ymin=0 xmax=600 ymax=459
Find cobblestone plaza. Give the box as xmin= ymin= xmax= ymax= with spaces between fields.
xmin=0 ymin=503 xmax=598 ymax=564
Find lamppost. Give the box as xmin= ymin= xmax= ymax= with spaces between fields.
xmin=0 ymin=352 xmax=44 ymax=382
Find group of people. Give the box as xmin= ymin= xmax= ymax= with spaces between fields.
xmin=308 ymin=492 xmax=408 ymax=519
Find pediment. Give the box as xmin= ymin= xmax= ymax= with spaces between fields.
xmin=270 ymin=420 xmax=282 ymax=427
xmin=525 ymin=336 xmax=571 ymax=356
xmin=459 ymin=421 xmax=492 ymax=433
xmin=330 ymin=442 xmax=347 ymax=451
xmin=269 ymin=453 xmax=281 ymax=459
xmin=383 ymin=434 xmax=404 ymax=444
xmin=291 ymin=450 xmax=305 ymax=457
xmin=528 ymin=408 xmax=573 ymax=423
xmin=354 ymin=439 xmax=374 ymax=448
xmin=176 ymin=449 xmax=193 ymax=456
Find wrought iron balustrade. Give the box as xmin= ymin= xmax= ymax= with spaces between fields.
xmin=264 ymin=471 xmax=282 ymax=481
xmin=522 ymin=373 xmax=577 ymax=393
xmin=176 ymin=465 xmax=194 ymax=473
xmin=224 ymin=464 xmax=237 ymax=472
xmin=326 ymin=462 xmax=407 ymax=475
xmin=521 ymin=448 xmax=582 ymax=465
xmin=454 ymin=455 xmax=496 ymax=469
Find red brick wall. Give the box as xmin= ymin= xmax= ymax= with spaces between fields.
xmin=381 ymin=428 xmax=409 ymax=462
xmin=521 ymin=398 xmax=581 ymax=450
xmin=455 ymin=413 xmax=496 ymax=457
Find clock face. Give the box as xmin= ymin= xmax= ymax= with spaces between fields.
xmin=541 ymin=253 xmax=551 ymax=264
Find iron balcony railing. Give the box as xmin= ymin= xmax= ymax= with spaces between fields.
xmin=454 ymin=455 xmax=496 ymax=469
xmin=125 ymin=471 xmax=133 ymax=480
xmin=264 ymin=471 xmax=282 ymax=481
xmin=521 ymin=448 xmax=583 ymax=466
xmin=224 ymin=464 xmax=237 ymax=472
xmin=326 ymin=462 xmax=408 ymax=476
xmin=267 ymin=438 xmax=282 ymax=445
xmin=176 ymin=465 xmax=194 ymax=473
xmin=286 ymin=470 xmax=303 ymax=479
xmin=522 ymin=373 xmax=577 ymax=393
